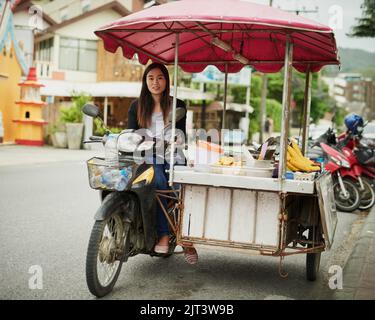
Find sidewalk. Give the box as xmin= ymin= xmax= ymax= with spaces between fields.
xmin=334 ymin=206 xmax=375 ymax=300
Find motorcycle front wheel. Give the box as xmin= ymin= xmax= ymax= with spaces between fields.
xmin=333 ymin=178 xmax=361 ymax=212
xmin=86 ymin=211 xmax=129 ymax=298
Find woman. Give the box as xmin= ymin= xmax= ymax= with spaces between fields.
xmin=127 ymin=62 xmax=198 ymax=264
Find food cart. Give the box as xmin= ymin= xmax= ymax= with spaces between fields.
xmin=95 ymin=0 xmax=340 ymax=280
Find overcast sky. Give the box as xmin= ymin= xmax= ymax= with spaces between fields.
xmin=251 ymin=0 xmax=375 ymax=52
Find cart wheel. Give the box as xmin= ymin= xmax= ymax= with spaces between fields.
xmin=306 ymin=227 xmax=322 ymax=281
xmin=306 ymin=251 xmax=321 ymax=281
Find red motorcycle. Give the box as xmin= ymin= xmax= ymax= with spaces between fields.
xmin=320 ymin=143 xmax=361 ymax=212
xmin=337 ymin=132 xmax=375 ymax=210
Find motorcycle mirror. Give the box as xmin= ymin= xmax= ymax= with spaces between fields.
xmin=167 ymin=107 xmax=186 ymax=124
xmin=82 ymin=103 xmax=100 ymax=118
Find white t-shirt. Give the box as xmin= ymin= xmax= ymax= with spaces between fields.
xmin=148 ymin=112 xmax=164 ymax=138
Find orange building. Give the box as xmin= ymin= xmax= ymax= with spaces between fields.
xmin=0 ymin=0 xmax=28 ymax=143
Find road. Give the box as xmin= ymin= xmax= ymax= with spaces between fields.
xmin=0 ymin=146 xmax=366 ymax=300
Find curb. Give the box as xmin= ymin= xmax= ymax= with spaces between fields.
xmin=333 ymin=206 xmax=375 ymax=300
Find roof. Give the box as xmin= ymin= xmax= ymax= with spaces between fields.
xmin=12 ymin=0 xmax=57 ymax=26
xmin=38 ymin=80 xmax=216 ymax=101
xmin=45 ymin=1 xmax=131 ymax=33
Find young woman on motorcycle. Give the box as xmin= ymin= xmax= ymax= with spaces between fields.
xmin=127 ymin=62 xmax=198 ymax=264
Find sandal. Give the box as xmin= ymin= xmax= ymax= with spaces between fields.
xmin=154 ymin=235 xmax=170 ymax=254
xmin=184 ymin=247 xmax=198 ymax=265
xmin=154 ymin=245 xmax=169 ymax=254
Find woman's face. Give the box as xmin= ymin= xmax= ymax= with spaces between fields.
xmin=146 ymin=68 xmax=166 ymax=97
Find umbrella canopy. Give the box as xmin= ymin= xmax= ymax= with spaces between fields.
xmin=95 ymin=0 xmax=339 ymax=74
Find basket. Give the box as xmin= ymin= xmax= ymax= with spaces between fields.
xmin=86 ymin=157 xmax=133 ymax=191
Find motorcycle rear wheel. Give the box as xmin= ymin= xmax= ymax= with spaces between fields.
xmin=333 ymin=178 xmax=361 ymax=212
xmin=86 ymin=211 xmax=129 ymax=298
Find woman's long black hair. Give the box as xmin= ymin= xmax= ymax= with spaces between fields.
xmin=137 ymin=63 xmax=170 ymax=128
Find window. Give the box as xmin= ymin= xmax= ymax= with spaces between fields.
xmin=35 ymin=38 xmax=53 ymax=61
xmin=81 ymin=0 xmax=91 ymax=13
xmin=59 ymin=37 xmax=97 ymax=72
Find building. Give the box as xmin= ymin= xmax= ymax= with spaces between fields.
xmin=0 ymin=0 xmax=29 ymax=144
xmin=12 ymin=0 xmax=212 ymax=138
xmin=364 ymin=79 xmax=375 ymax=121
xmin=329 ymin=73 xmax=375 ymax=120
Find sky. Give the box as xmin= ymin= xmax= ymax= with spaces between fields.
xmin=251 ymin=0 xmax=375 ymax=52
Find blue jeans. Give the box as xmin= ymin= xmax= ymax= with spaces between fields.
xmin=153 ymin=162 xmax=170 ymax=237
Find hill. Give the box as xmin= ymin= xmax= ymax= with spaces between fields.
xmin=324 ymin=47 xmax=375 ymax=78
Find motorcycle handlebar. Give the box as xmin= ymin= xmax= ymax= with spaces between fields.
xmin=89 ymin=136 xmax=104 ymax=141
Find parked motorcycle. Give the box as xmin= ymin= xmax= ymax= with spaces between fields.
xmin=319 ymin=142 xmax=361 ymax=212
xmin=308 ymin=124 xmax=375 ymax=211
xmin=82 ymin=103 xmax=186 ymax=297
xmin=338 ymin=133 xmax=375 ymax=211
xmin=338 ymin=129 xmax=375 ymax=193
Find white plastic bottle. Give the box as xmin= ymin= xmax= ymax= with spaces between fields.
xmin=105 ymin=134 xmax=119 ymax=167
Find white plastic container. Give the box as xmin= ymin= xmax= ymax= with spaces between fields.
xmin=195 ymin=140 xmax=224 ymax=166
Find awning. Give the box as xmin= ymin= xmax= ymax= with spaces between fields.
xmin=95 ymin=0 xmax=340 ymax=74
xmin=39 ymin=80 xmax=215 ymax=101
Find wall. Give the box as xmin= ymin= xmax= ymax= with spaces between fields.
xmin=0 ymin=44 xmax=22 ymax=143
xmin=96 ymin=40 xmax=144 ymax=82
xmin=56 ymin=10 xmax=122 ymax=40
xmin=13 ymin=10 xmax=51 ymax=31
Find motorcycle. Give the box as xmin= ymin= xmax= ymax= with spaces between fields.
xmin=338 ymin=128 xmax=375 ymax=189
xmin=319 ymin=142 xmax=362 ymax=212
xmin=82 ymin=103 xmax=186 ymax=297
xmin=309 ymin=127 xmax=375 ymax=211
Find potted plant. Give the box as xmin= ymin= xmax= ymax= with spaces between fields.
xmin=60 ymin=91 xmax=91 ymax=150
xmin=50 ymin=122 xmax=68 ymax=148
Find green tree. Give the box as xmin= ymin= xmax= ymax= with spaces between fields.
xmin=60 ymin=91 xmax=92 ymax=123
xmin=349 ymin=0 xmax=375 ymax=38
xmin=249 ymin=97 xmax=282 ymax=139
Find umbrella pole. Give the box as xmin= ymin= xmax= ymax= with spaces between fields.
xmin=278 ymin=37 xmax=293 ymax=182
xmin=301 ymin=66 xmax=312 ymax=155
xmin=222 ymin=64 xmax=228 ymax=131
xmin=169 ymin=33 xmax=179 ymax=186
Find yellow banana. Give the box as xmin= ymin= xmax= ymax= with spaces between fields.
xmin=290 ymin=139 xmax=304 ymax=157
xmin=288 ymin=152 xmax=320 ymax=172
xmin=288 ymin=144 xmax=315 ymax=167
xmin=287 ymin=161 xmax=299 ymax=171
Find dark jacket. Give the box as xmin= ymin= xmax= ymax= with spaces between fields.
xmin=127 ymin=98 xmax=187 ymax=137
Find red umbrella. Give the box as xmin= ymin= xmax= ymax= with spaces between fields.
xmin=95 ymin=0 xmax=339 ymax=74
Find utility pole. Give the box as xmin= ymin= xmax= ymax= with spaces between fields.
xmin=283 ymin=6 xmax=319 ymax=16
xmin=258 ymin=0 xmax=273 ymax=143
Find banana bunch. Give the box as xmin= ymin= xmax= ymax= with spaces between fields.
xmin=214 ymin=156 xmax=241 ymax=167
xmin=287 ymin=140 xmax=320 ymax=172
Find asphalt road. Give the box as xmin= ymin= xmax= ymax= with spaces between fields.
xmin=0 ymin=146 xmax=365 ymax=300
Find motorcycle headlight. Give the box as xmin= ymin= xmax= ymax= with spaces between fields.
xmin=118 ymin=132 xmax=143 ymax=153
xmin=136 ymin=140 xmax=155 ymax=152
xmin=341 ymin=159 xmax=350 ymax=168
